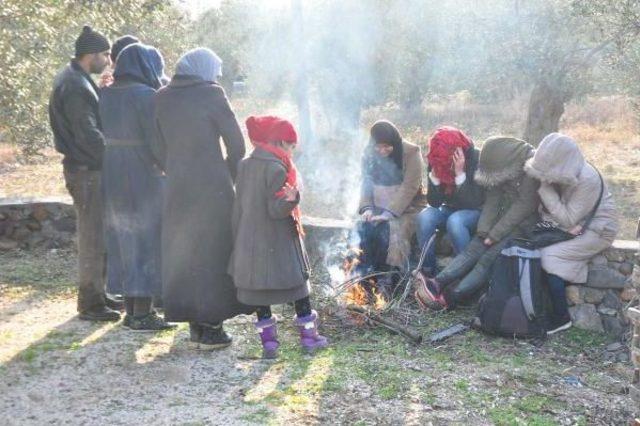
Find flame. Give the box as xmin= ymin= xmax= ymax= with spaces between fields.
xmin=344 ymin=282 xmax=368 ymax=306
xmin=341 ymin=251 xmax=387 ymax=311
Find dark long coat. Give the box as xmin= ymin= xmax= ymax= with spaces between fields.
xmin=153 ymin=75 xmax=252 ymax=323
xmin=228 ymin=148 xmax=310 ymax=306
xmin=100 ymin=80 xmax=163 ymax=298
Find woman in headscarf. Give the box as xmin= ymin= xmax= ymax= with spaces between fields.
xmin=415 ymin=127 xmax=484 ymax=278
xmin=153 ymin=48 xmax=252 ymax=349
xmin=99 ymin=43 xmax=173 ymax=331
xmin=525 ymin=133 xmax=618 ymax=334
xmin=357 ymin=120 xmax=426 ymax=289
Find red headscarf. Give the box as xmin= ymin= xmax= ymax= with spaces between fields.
xmin=245 ymin=115 xmax=304 ymax=236
xmin=426 ymin=126 xmax=472 ymax=195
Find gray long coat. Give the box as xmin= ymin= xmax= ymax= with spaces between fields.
xmin=228 ymin=148 xmax=310 ymax=306
xmin=153 ymin=75 xmax=252 ymax=323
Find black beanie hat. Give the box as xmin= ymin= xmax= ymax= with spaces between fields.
xmin=110 ymin=35 xmax=139 ymax=63
xmin=75 ymin=25 xmax=110 ymax=57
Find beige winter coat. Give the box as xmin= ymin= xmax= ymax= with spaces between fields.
xmin=524 ymin=133 xmax=619 ymax=283
xmin=359 ymin=141 xmax=427 ymax=269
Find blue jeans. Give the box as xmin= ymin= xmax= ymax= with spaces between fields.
xmin=416 ymin=206 xmax=481 ymax=272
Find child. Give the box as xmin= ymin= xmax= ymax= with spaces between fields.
xmin=229 ymin=115 xmax=328 ymax=358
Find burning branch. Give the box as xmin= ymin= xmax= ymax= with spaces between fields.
xmin=346 ymin=304 xmax=423 ymax=344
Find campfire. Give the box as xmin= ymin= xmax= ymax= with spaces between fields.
xmin=338 ymin=249 xmax=386 ymax=311
xmin=330 ymin=247 xmax=423 ymax=344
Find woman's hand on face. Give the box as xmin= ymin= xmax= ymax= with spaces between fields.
xmin=282 ymin=183 xmax=298 ymax=202
xmin=452 ymin=147 xmax=465 ymax=176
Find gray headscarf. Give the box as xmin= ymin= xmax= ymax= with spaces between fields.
xmin=175 ymin=47 xmax=222 ymax=82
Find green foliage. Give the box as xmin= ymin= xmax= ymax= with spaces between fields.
xmin=0 ymin=0 xmax=191 ymax=160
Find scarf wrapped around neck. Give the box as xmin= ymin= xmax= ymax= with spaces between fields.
xmin=246 ymin=116 xmax=304 ymax=236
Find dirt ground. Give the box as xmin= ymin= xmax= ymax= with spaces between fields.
xmin=0 ymin=248 xmax=637 ymax=425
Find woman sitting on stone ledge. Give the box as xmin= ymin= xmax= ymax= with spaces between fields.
xmin=524 ymin=133 xmax=619 ymax=335
xmin=416 ymin=137 xmax=540 ymax=310
xmin=356 ymin=120 xmax=427 ymax=290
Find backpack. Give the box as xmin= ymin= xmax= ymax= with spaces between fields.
xmin=476 ymin=239 xmax=550 ymax=339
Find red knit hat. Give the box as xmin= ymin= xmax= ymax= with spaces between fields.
xmin=246 ymin=115 xmax=297 ymax=145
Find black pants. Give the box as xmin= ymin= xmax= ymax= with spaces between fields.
xmin=256 ymin=296 xmax=312 ymax=320
xmin=356 ymin=220 xmax=390 ymax=275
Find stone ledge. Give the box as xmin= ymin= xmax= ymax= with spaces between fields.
xmin=1 ymin=199 xmax=638 ymax=338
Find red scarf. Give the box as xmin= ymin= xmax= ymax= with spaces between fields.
xmin=426 ymin=126 xmax=472 ymax=195
xmin=246 ymin=116 xmax=304 ymax=236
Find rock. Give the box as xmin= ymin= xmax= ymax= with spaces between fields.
xmin=616 ymin=351 xmax=630 ymax=363
xmin=25 ymin=219 xmax=41 ymax=231
xmin=602 ymin=290 xmax=623 ymax=310
xmin=586 ymin=267 xmax=628 ymax=289
xmin=590 ymin=255 xmax=608 ymax=267
xmin=602 ymin=315 xmax=627 ymax=338
xmin=620 ymin=262 xmax=634 ymax=276
xmin=52 ymin=217 xmax=76 ymax=233
xmin=606 ymin=342 xmax=624 ymax=352
xmin=597 ymin=306 xmax=618 ymax=316
xmin=11 ymin=226 xmax=30 ymax=241
xmin=569 ymin=304 xmax=604 ymax=333
xmin=565 ymin=286 xmax=582 ymax=306
xmin=604 ymin=249 xmax=626 ymax=263
xmin=0 ymin=239 xmax=18 ymax=250
xmin=583 ymin=287 xmax=606 ymax=304
xmin=621 ymin=287 xmax=638 ymax=302
xmin=31 ymin=204 xmax=49 ymax=221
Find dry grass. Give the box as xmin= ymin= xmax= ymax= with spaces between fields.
xmin=1 ymin=96 xmax=638 ymax=237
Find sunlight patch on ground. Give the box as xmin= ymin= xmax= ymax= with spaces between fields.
xmin=0 ymin=297 xmax=76 ymax=364
xmin=134 ymin=328 xmax=180 ymax=364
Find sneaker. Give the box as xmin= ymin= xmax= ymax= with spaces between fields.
xmin=198 ymin=324 xmax=232 ymax=350
xmin=105 ymin=294 xmax=125 ymax=311
xmin=128 ymin=312 xmax=176 ymax=332
xmin=414 ymin=276 xmax=448 ymax=310
xmin=79 ymin=306 xmax=121 ymax=322
xmin=547 ymin=314 xmax=572 ymax=335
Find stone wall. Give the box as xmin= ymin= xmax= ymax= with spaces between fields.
xmin=1 ymin=198 xmax=638 ymax=338
xmin=0 ymin=197 xmax=75 ymax=250
xmin=565 ymin=240 xmax=639 ymax=338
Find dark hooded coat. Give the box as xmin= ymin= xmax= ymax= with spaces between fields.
xmin=99 ymin=44 xmax=165 ymax=298
xmin=153 ymin=71 xmax=252 ymax=323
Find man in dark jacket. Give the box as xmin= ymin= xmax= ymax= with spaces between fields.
xmin=49 ymin=26 xmax=120 ymax=321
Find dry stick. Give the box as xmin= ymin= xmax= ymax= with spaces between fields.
xmin=346 ymin=304 xmax=423 ymax=344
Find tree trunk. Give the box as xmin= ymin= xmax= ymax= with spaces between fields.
xmin=523 ymin=80 xmax=566 ymax=146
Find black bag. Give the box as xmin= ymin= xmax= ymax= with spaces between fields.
xmin=528 ymin=167 xmax=605 ymax=249
xmin=476 ymin=240 xmax=550 ymax=339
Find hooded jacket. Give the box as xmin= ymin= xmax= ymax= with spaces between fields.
xmin=475 ymin=137 xmax=540 ymax=242
xmin=524 ymin=133 xmax=618 ymax=237
xmin=524 ymin=133 xmax=618 ymax=282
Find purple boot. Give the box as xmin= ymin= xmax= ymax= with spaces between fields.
xmin=294 ymin=310 xmax=328 ymax=353
xmin=255 ymin=316 xmax=279 ymax=359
